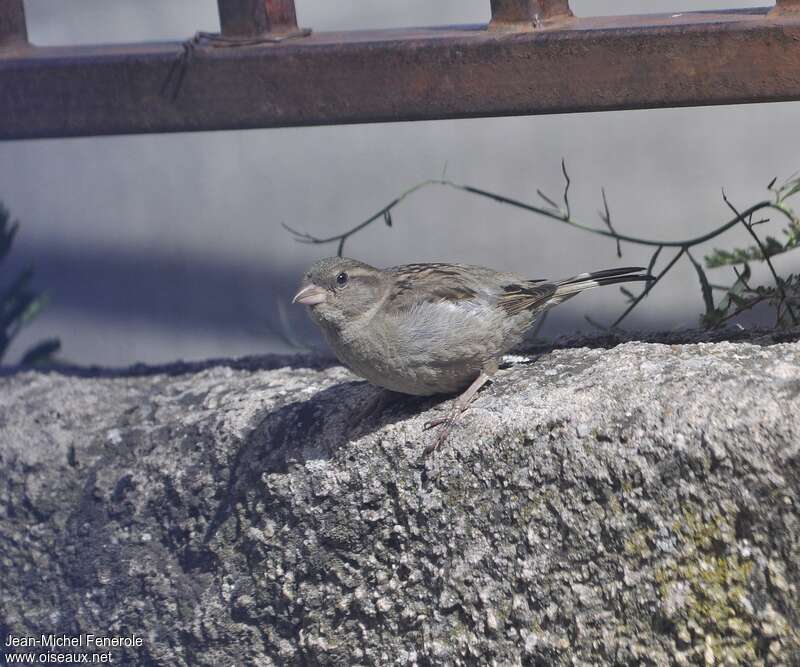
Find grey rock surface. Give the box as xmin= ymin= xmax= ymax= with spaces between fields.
xmin=1 ymin=330 xmax=799 ymax=666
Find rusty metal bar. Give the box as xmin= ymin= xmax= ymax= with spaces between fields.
xmin=264 ymin=0 xmax=300 ymax=33
xmin=1 ymin=7 xmax=800 ymax=140
xmin=217 ymin=0 xmax=300 ymax=37
xmin=771 ymin=0 xmax=800 ymax=15
xmin=490 ymin=0 xmax=573 ymax=31
xmin=0 ymin=0 xmax=27 ymax=47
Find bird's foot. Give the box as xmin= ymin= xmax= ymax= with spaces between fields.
xmin=422 ymin=410 xmax=463 ymax=455
xmin=422 ymin=371 xmax=492 ymax=455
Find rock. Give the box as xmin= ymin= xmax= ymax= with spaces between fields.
xmin=1 ymin=330 xmax=799 ymax=665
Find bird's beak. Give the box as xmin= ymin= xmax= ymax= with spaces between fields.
xmin=292 ymin=284 xmax=328 ymax=306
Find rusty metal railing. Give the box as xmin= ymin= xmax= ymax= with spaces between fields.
xmin=771 ymin=0 xmax=800 ymax=14
xmin=489 ymin=0 xmax=574 ymax=30
xmin=1 ymin=0 xmax=799 ymax=139
xmin=0 ymin=0 xmax=26 ymax=47
xmin=217 ymin=0 xmax=302 ymax=37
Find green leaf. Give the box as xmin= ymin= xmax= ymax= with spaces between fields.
xmin=688 ymin=251 xmax=714 ymax=317
xmin=705 ymin=247 xmax=754 ymax=268
xmin=20 ymin=293 xmax=48 ymax=326
xmin=2 ymin=289 xmax=38 ymax=331
xmin=704 ymin=233 xmax=795 ymax=268
xmin=728 ymin=292 xmax=749 ymax=309
xmin=1 ymin=267 xmax=33 ymax=309
xmin=779 ymin=176 xmax=800 ymax=200
xmin=0 ymin=200 xmax=56 ymax=365
xmin=0 ymin=217 xmax=19 ymax=264
xmin=761 ymin=235 xmax=784 ymax=258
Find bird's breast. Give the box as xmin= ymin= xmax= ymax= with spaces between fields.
xmin=323 ymin=300 xmax=518 ymax=396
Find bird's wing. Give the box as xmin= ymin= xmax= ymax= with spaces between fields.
xmin=495 ymin=281 xmax=559 ymax=316
xmin=383 ymin=264 xmax=484 ymax=312
xmin=384 ymin=263 xmax=556 ymax=316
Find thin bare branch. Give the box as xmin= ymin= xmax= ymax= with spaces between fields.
xmin=714 ymin=294 xmax=771 ymax=325
xmin=536 ymin=189 xmax=560 ymax=211
xmin=611 ymin=247 xmax=685 ymax=328
xmin=646 ymin=245 xmax=663 ymax=281
xmin=438 ymin=181 xmax=790 ymax=248
xmin=599 ymin=187 xmax=621 ymax=258
xmin=282 ymin=179 xmax=439 ymax=256
xmin=281 ymin=222 xmax=318 ymax=243
xmin=561 ymin=159 xmax=572 ymax=220
xmin=286 ymin=173 xmax=796 ymax=256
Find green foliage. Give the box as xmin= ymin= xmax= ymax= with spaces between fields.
xmin=0 ymin=202 xmax=60 ymax=365
xmin=705 ymin=235 xmax=787 ymax=268
xmin=703 ymin=268 xmax=800 ymax=329
xmin=700 ymin=176 xmax=800 ymax=328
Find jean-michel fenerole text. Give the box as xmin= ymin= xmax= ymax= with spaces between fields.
xmin=5 ymin=634 xmax=143 ymax=649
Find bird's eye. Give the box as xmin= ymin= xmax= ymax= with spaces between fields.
xmin=336 ymin=272 xmax=349 ymax=287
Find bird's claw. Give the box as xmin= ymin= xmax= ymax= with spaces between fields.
xmin=423 ymin=416 xmax=448 ymax=430
xmin=423 ymin=422 xmax=454 ymax=456
xmin=422 ymin=412 xmax=460 ymax=454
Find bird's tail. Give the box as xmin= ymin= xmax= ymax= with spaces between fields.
xmin=553 ymin=266 xmax=653 ymax=299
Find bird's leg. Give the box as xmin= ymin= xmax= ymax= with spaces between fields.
xmin=423 ymin=370 xmax=493 ymax=454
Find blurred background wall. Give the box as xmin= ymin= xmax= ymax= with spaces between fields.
xmin=1 ymin=0 xmax=798 ymax=366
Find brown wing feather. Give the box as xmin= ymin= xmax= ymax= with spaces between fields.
xmin=497 ymin=282 xmax=558 ymax=316
xmin=384 ymin=263 xmax=557 ymax=316
xmin=384 ymin=264 xmax=479 ymax=311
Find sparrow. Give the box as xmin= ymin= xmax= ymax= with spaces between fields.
xmin=293 ymin=257 xmax=652 ymax=453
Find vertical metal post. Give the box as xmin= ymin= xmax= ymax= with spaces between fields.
xmin=771 ymin=0 xmax=800 ymax=15
xmin=489 ymin=0 xmax=573 ymax=31
xmin=217 ymin=0 xmax=299 ymax=37
xmin=264 ymin=0 xmax=299 ymax=32
xmin=0 ymin=0 xmax=28 ymax=47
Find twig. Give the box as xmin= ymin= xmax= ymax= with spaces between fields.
xmin=722 ymin=189 xmax=798 ymax=325
xmin=646 ymin=245 xmax=663 ymax=282
xmin=536 ymin=189 xmax=560 ymax=211
xmin=714 ymin=294 xmax=771 ymax=325
xmin=611 ymin=247 xmax=685 ymax=327
xmin=732 ymin=265 xmax=755 ymax=293
xmin=561 ymin=159 xmax=572 ymax=220
xmin=282 ymin=180 xmax=438 ymax=257
xmin=443 ymin=181 xmax=791 ymax=248
xmin=599 ymin=187 xmax=621 ymax=258
xmin=284 ymin=175 xmax=794 ymax=255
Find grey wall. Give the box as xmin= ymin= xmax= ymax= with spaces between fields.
xmin=2 ymin=0 xmax=797 ymax=366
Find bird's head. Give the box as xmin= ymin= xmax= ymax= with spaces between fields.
xmin=292 ymin=257 xmax=385 ymax=329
